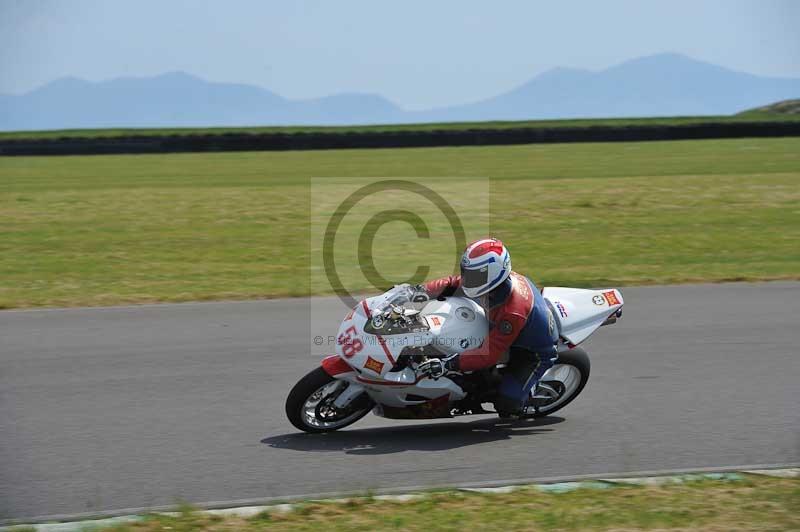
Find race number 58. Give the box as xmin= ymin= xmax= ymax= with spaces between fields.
xmin=337 ymin=325 xmax=364 ymax=358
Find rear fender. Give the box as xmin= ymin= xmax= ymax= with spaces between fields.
xmin=321 ymin=355 xmax=355 ymax=377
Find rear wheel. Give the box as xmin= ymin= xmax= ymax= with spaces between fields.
xmin=524 ymin=347 xmax=590 ymax=418
xmin=285 ymin=367 xmax=373 ymax=433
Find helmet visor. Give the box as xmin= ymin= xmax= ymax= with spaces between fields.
xmin=461 ymin=266 xmax=489 ymax=288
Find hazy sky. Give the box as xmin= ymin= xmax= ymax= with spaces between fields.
xmin=2 ymin=0 xmax=798 ymax=109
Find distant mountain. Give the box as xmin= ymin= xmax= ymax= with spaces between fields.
xmin=0 ymin=72 xmax=405 ymax=130
xmin=2 ymin=54 xmax=799 ymax=131
xmin=414 ymin=53 xmax=800 ymax=122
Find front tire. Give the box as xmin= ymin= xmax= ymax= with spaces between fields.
xmin=285 ymin=367 xmax=372 ymax=433
xmin=525 ymin=347 xmax=590 ymax=418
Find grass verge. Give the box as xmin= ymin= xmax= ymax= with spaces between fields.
xmin=71 ymin=476 xmax=800 ymax=531
xmin=1 ymin=137 xmax=799 ymax=308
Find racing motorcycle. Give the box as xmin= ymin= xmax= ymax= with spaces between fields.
xmin=286 ymin=283 xmax=623 ymax=433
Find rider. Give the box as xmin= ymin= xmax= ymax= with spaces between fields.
xmin=417 ymin=238 xmax=559 ymax=418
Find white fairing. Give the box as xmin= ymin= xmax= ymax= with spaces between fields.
xmin=543 ymin=287 xmax=624 ymax=345
xmin=332 ymin=286 xmax=489 ymax=409
xmin=419 ymin=298 xmax=488 ymax=355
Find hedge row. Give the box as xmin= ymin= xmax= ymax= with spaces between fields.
xmin=1 ymin=121 xmax=799 ymax=156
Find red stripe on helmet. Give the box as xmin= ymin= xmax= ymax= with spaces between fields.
xmin=467 ymin=238 xmax=505 ymax=259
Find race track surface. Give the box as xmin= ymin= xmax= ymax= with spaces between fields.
xmin=2 ymin=283 xmax=799 ymax=521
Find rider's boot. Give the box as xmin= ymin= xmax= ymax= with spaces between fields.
xmin=493 ymin=394 xmax=524 ymax=419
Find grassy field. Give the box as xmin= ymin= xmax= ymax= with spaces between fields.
xmin=29 ymin=476 xmax=797 ymax=532
xmin=1 ymin=113 xmax=798 ymax=140
xmin=1 ymin=137 xmax=799 ymax=308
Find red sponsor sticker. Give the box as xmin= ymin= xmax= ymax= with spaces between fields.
xmin=364 ymin=356 xmax=385 ymax=374
xmin=603 ymin=290 xmax=621 ymax=306
xmin=430 ymin=316 xmax=441 ymax=326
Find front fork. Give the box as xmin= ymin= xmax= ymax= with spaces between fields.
xmin=331 ymin=381 xmax=366 ymax=409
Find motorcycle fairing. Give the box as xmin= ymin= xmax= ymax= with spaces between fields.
xmin=330 ymin=288 xmax=487 ymax=410
xmin=334 ymin=288 xmax=488 ymax=378
xmin=373 ymin=393 xmax=452 ymax=419
xmin=321 ymin=355 xmax=354 ymax=377
xmin=335 ymin=296 xmax=430 ymax=378
xmin=543 ymin=287 xmax=624 ymax=345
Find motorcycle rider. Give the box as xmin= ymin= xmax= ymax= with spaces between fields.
xmin=416 ymin=238 xmax=559 ymax=418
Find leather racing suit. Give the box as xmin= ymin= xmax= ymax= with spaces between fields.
xmin=424 ymin=271 xmax=559 ymax=414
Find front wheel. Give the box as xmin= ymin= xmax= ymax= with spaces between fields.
xmin=285 ymin=367 xmax=373 ymax=433
xmin=524 ymin=347 xmax=590 ymax=418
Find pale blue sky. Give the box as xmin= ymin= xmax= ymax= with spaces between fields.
xmin=1 ymin=0 xmax=798 ymax=109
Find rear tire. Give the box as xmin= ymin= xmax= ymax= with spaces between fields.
xmin=285 ymin=367 xmax=372 ymax=433
xmin=525 ymin=347 xmax=590 ymax=418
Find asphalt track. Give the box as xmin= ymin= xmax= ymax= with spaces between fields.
xmin=1 ymin=283 xmax=799 ymax=521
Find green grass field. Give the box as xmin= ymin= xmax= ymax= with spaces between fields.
xmin=35 ymin=476 xmax=797 ymax=532
xmin=1 ymin=112 xmax=798 ymax=140
xmin=1 ymin=137 xmax=799 ymax=308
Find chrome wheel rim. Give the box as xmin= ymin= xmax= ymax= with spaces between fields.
xmin=527 ymin=363 xmax=583 ymax=414
xmin=300 ymin=381 xmax=370 ymax=429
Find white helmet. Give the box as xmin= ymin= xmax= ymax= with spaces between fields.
xmin=460 ymin=238 xmax=511 ymax=298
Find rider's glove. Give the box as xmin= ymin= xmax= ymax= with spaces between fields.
xmin=417 ymin=354 xmax=460 ymax=380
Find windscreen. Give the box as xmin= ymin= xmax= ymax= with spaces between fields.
xmin=370 ymin=284 xmax=414 ymax=316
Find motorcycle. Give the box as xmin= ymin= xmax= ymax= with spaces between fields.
xmin=286 ymin=282 xmax=623 ymax=433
